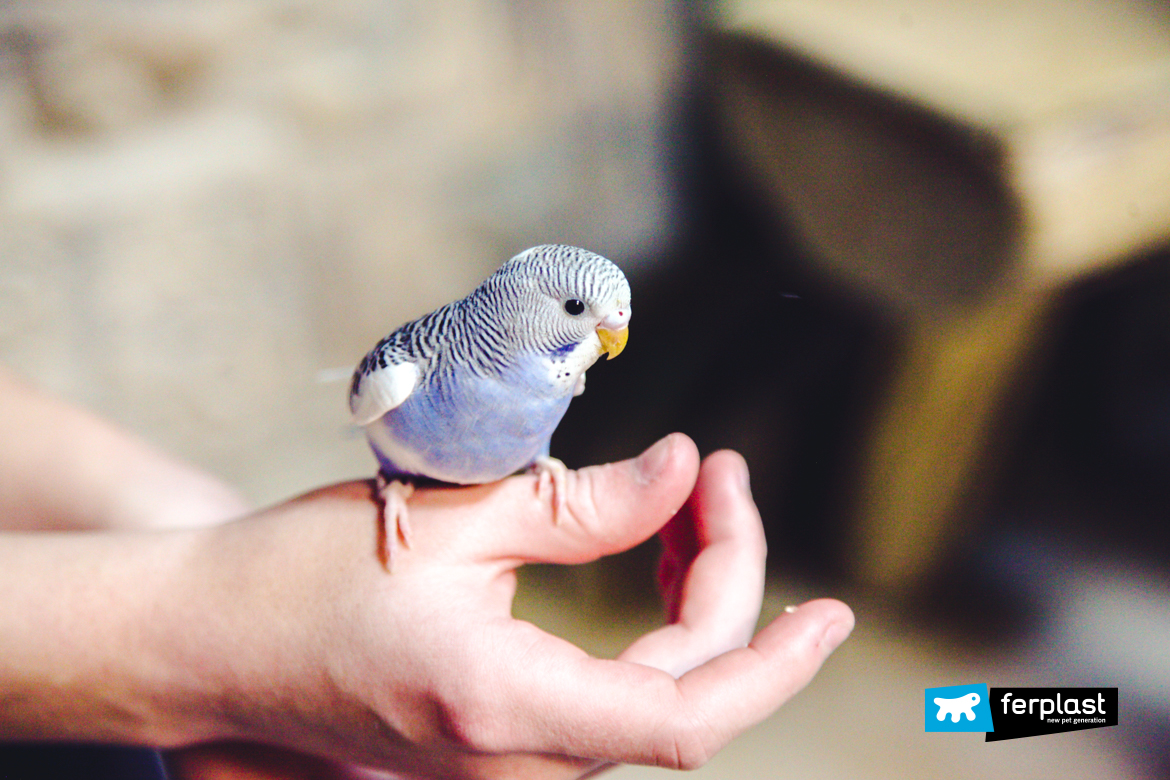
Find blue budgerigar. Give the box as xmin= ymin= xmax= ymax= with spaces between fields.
xmin=349 ymin=244 xmax=631 ymax=568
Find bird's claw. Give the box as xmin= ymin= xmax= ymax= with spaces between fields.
xmin=375 ymin=474 xmax=415 ymax=572
xmin=532 ymin=456 xmax=568 ymax=524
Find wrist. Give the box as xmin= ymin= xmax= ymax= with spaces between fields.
xmin=141 ymin=501 xmax=363 ymax=755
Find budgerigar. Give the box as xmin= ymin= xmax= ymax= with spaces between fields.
xmin=349 ymin=244 xmax=631 ymax=569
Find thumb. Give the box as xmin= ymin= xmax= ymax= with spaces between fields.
xmin=472 ymin=433 xmax=701 ymax=565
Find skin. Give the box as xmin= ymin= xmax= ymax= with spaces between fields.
xmin=0 ymin=369 xmax=248 ymax=532
xmin=0 ymin=368 xmax=854 ymax=779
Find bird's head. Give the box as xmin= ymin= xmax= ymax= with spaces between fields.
xmin=489 ymin=244 xmax=631 ymax=361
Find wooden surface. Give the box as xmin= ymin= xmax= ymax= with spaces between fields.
xmin=722 ymin=0 xmax=1170 ymax=292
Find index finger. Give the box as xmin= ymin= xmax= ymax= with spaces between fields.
xmin=460 ymin=597 xmax=854 ymax=768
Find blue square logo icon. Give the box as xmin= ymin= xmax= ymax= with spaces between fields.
xmin=925 ymin=684 xmax=994 ymax=732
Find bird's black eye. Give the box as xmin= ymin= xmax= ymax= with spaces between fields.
xmin=564 ymin=298 xmax=585 ymax=316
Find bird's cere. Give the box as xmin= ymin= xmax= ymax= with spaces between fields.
xmin=596 ymin=305 xmax=630 ymax=359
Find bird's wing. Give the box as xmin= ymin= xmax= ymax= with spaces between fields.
xmin=349 ymin=340 xmax=421 ymax=426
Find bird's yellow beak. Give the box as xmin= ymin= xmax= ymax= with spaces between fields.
xmin=597 ymin=326 xmax=629 ymax=360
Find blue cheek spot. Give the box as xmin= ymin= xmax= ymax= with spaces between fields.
xmin=550 ymin=341 xmax=578 ymax=358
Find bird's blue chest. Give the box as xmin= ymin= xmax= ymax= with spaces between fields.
xmin=367 ymin=354 xmax=572 ymax=484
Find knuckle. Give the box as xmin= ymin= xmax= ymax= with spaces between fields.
xmin=438 ymin=690 xmax=504 ymax=752
xmin=433 ymin=675 xmax=508 ymax=752
xmin=657 ymin=710 xmax=721 ymax=770
xmin=564 ymin=470 xmax=604 ymax=536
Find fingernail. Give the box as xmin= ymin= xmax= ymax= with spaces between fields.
xmin=819 ymin=619 xmax=854 ymax=657
xmin=635 ymin=436 xmax=674 ymax=484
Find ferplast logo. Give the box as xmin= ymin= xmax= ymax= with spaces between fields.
xmin=925 ymin=685 xmax=1118 ymax=741
xmin=986 ymin=688 xmax=1118 ymax=742
xmin=924 ymin=684 xmax=994 ymax=733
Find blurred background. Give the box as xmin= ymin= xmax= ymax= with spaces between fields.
xmin=1 ymin=0 xmax=1169 ymax=777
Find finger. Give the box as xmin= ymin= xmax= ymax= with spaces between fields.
xmin=477 ymin=598 xmax=854 ymax=768
xmin=409 ymin=433 xmax=701 ymax=565
xmin=673 ymin=599 xmax=853 ymax=742
xmin=620 ymin=450 xmax=766 ymax=677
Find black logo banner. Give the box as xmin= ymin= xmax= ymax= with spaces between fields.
xmin=986 ymin=688 xmax=1118 ymax=742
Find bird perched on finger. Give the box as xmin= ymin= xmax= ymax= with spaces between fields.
xmin=349 ymin=244 xmax=631 ymax=569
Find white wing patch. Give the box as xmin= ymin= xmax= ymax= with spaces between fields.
xmin=350 ymin=360 xmax=420 ymax=426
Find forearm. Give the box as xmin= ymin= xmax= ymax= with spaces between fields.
xmin=0 ymin=527 xmax=218 ymax=746
xmin=0 ymin=482 xmax=386 ymax=762
xmin=0 ymin=368 xmax=245 ymax=531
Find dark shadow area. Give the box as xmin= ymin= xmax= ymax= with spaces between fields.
xmin=711 ymin=32 xmax=1024 ymax=315
xmin=553 ymin=46 xmax=898 ymax=586
xmin=1000 ymin=249 xmax=1170 ymax=555
xmin=0 ymin=744 xmax=167 ymax=780
xmin=906 ymin=251 xmax=1170 ymax=634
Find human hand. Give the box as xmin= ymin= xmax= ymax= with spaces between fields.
xmin=159 ymin=434 xmax=852 ymax=779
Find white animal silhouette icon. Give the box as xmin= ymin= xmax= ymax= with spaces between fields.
xmin=934 ymin=692 xmax=980 ymax=722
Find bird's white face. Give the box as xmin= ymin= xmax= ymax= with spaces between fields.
xmin=525 ymin=275 xmax=629 ymax=396
xmin=493 ymin=246 xmax=627 ymax=347
xmin=485 ymin=245 xmax=630 ymax=395
xmin=545 ymin=283 xmax=631 ymax=359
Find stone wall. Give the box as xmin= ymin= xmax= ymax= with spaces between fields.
xmin=0 ymin=1 xmax=684 ymax=502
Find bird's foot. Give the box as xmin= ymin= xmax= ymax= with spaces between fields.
xmin=532 ymin=455 xmax=568 ymax=524
xmin=375 ymin=474 xmax=415 ymax=572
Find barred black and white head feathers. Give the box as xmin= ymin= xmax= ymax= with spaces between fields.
xmin=349 ymin=245 xmax=631 ymax=426
xmin=474 ymin=244 xmax=630 ymax=357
